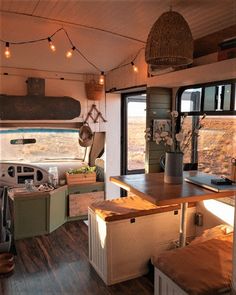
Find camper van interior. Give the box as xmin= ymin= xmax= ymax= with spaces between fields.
xmin=0 ymin=0 xmax=236 ymax=294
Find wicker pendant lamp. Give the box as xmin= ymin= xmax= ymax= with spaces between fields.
xmin=145 ymin=10 xmax=193 ymax=67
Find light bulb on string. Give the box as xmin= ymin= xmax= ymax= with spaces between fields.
xmin=131 ymin=61 xmax=138 ymax=73
xmin=99 ymin=71 xmax=105 ymax=85
xmin=4 ymin=42 xmax=11 ymax=59
xmin=47 ymin=37 xmax=56 ymax=52
xmin=66 ymin=46 xmax=76 ymax=58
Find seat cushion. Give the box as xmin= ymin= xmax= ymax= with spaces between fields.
xmin=152 ymin=233 xmax=233 ymax=295
xmin=190 ymin=224 xmax=234 ymax=245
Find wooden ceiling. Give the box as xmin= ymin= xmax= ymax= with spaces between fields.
xmin=0 ymin=0 xmax=236 ymax=74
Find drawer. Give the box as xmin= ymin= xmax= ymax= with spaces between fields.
xmin=68 ymin=182 xmax=104 ymax=194
xmin=69 ymin=191 xmax=104 ymax=217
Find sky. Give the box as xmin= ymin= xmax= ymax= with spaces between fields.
xmin=128 ymin=101 xmax=146 ymax=117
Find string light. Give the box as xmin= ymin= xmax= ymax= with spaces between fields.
xmin=4 ymin=42 xmax=11 ymax=59
xmin=66 ymin=46 xmax=76 ymax=58
xmin=1 ymin=27 xmax=144 ymax=76
xmin=131 ymin=61 xmax=138 ymax=73
xmin=47 ymin=37 xmax=56 ymax=52
xmin=99 ymin=71 xmax=105 ymax=85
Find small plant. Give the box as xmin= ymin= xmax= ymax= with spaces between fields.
xmin=67 ymin=165 xmax=96 ymax=174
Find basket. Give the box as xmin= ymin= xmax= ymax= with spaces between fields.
xmin=85 ymin=80 xmax=103 ymax=101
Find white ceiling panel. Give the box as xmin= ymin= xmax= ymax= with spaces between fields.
xmin=0 ymin=0 xmax=39 ymax=15
xmin=0 ymin=0 xmax=235 ymax=74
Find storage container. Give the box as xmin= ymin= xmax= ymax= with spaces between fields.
xmin=66 ymin=172 xmax=96 ymax=185
xmin=88 ymin=196 xmax=196 ymax=285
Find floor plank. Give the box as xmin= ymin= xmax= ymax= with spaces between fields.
xmin=0 ymin=221 xmax=154 ymax=295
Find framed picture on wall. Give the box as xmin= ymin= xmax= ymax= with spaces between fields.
xmin=152 ymin=119 xmax=171 ymax=141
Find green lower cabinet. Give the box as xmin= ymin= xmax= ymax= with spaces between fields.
xmin=14 ymin=195 xmax=50 ymax=240
xmin=13 ymin=186 xmax=68 ymax=240
xmin=12 ymin=183 xmax=104 ymax=239
xmin=49 ymin=186 xmax=68 ymax=232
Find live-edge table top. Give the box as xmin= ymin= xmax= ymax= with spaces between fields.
xmin=110 ymin=172 xmax=235 ymax=206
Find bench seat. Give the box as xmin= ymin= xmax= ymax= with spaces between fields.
xmin=88 ymin=195 xmax=196 ymax=285
xmin=152 ymin=233 xmax=233 ymax=295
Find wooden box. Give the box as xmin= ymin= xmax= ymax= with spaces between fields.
xmin=88 ymin=206 xmax=196 ymax=285
xmin=69 ymin=191 xmax=104 ymax=217
xmin=66 ymin=172 xmax=96 ymax=185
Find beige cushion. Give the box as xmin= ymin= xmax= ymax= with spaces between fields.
xmin=152 ymin=233 xmax=233 ymax=294
xmin=190 ymin=224 xmax=234 ymax=245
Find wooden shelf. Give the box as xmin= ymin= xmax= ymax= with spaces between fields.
xmin=147 ymin=58 xmax=236 ymax=88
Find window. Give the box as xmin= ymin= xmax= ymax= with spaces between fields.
xmin=178 ymin=80 xmax=235 ymax=115
xmin=0 ymin=128 xmax=86 ymax=162
xmin=121 ymin=92 xmax=146 ymax=174
xmin=197 ymin=116 xmax=235 ymax=176
xmin=178 ymin=79 xmax=236 ymax=206
xmin=203 ymin=84 xmax=231 ymax=111
xmin=181 ymin=88 xmax=201 ymax=112
xmin=181 ymin=115 xmax=236 ymax=177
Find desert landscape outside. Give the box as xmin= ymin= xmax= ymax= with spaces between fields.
xmin=0 ymin=116 xmax=235 ymax=178
xmin=127 ymin=115 xmax=236 ymax=177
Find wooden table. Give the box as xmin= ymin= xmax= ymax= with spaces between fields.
xmin=110 ymin=171 xmax=235 ymax=247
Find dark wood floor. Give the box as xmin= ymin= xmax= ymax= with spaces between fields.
xmin=0 ymin=221 xmax=154 ymax=295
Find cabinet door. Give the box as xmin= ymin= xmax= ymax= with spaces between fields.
xmin=68 ymin=182 xmax=104 ymax=194
xmin=14 ymin=196 xmax=49 ymax=239
xmin=49 ymin=187 xmax=67 ymax=232
xmin=69 ymin=191 xmax=104 ymax=217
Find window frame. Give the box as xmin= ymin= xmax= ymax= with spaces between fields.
xmin=121 ymin=91 xmax=146 ymax=176
xmin=177 ymin=79 xmax=236 ymax=164
xmin=177 ymin=79 xmax=236 ymax=205
xmin=177 ymin=79 xmax=236 ymax=116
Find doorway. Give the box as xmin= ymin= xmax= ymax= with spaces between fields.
xmin=121 ymin=91 xmax=146 ymax=176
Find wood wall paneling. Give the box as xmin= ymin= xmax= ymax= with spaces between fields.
xmin=194 ymin=25 xmax=236 ymax=58
xmin=145 ymin=87 xmax=172 ymax=173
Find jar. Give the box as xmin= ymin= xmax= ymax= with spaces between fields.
xmin=25 ymin=179 xmax=34 ymax=191
xmin=48 ymin=167 xmax=59 ymax=187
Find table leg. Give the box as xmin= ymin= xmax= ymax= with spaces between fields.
xmin=179 ymin=202 xmax=188 ymax=247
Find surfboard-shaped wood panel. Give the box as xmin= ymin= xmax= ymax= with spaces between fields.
xmin=0 ymin=95 xmax=81 ymax=120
